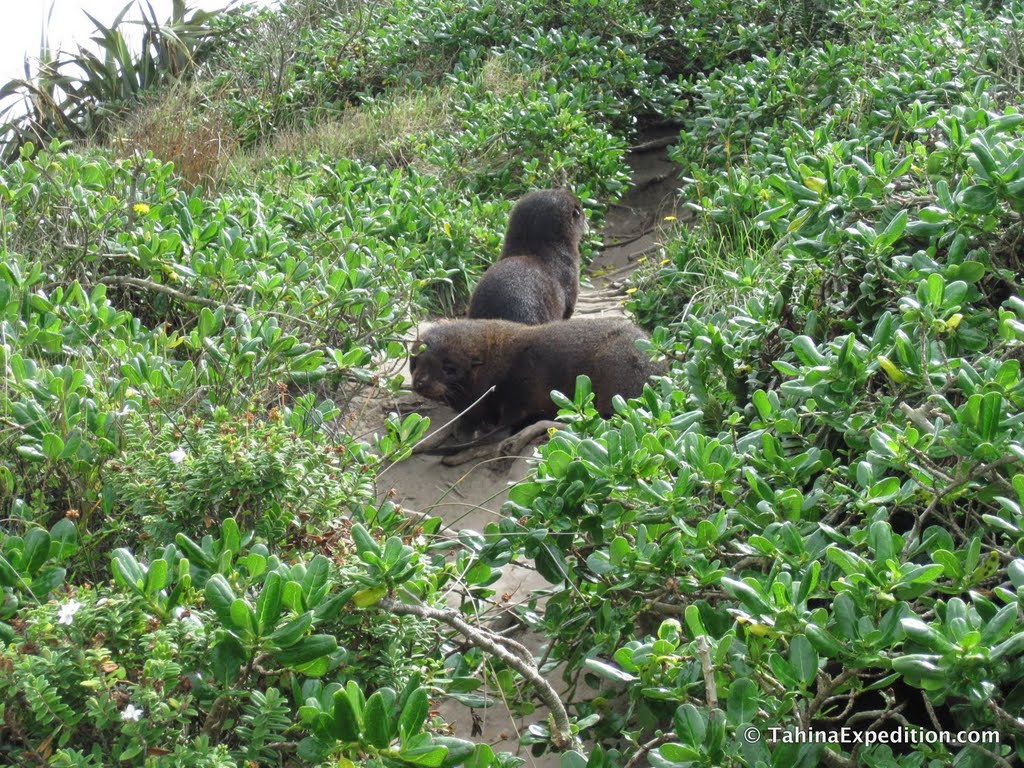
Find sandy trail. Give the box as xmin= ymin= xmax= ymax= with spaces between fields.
xmin=371 ymin=125 xmax=684 ymax=763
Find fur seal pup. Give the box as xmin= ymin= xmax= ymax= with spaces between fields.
xmin=410 ymin=317 xmax=663 ymax=433
xmin=467 ymin=188 xmax=586 ymax=325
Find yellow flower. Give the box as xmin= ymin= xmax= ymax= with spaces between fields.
xmin=625 ymin=287 xmax=638 ymax=295
xmin=663 ymin=215 xmax=677 ymax=221
xmin=133 ymin=202 xmax=151 ymax=215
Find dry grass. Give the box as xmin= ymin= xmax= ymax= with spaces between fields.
xmin=109 ymin=82 xmax=239 ymax=190
xmin=265 ymin=87 xmax=449 ymax=169
xmin=230 ymin=56 xmax=531 ymax=177
xmin=478 ymin=55 xmax=530 ymax=97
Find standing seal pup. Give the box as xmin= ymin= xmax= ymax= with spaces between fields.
xmin=410 ymin=317 xmax=664 ymax=433
xmin=467 ymin=188 xmax=586 ymax=325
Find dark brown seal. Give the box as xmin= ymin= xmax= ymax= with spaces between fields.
xmin=467 ymin=188 xmax=586 ymax=325
xmin=410 ymin=317 xmax=664 ymax=433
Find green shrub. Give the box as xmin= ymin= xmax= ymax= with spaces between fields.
xmin=0 ymin=516 xmax=495 ymax=767
xmin=4 ymin=0 xmax=1024 ymax=767
xmin=498 ymin=1 xmax=1024 ymax=765
xmin=106 ymin=410 xmax=382 ymax=546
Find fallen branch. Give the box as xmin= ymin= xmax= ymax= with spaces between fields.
xmin=499 ymin=420 xmax=564 ymax=457
xmin=379 ymin=597 xmax=579 ymax=752
xmin=401 ymin=386 xmax=497 ymax=462
xmin=628 ymin=135 xmax=678 ymax=152
xmin=98 ymin=275 xmax=313 ymax=327
xmin=441 ymin=442 xmax=500 ymax=467
xmin=419 ymin=426 xmax=510 ymax=456
xmin=100 ymin=275 xmax=241 ymax=313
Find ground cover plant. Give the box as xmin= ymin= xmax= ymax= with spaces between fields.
xmin=2 ymin=0 xmax=1024 ymax=766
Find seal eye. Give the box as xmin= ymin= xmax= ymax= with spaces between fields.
xmin=572 ymin=207 xmax=581 ymax=219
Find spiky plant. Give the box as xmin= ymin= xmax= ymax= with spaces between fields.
xmin=0 ymin=0 xmax=234 ymax=163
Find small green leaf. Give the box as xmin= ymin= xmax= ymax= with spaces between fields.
xmin=435 ymin=737 xmax=477 ymax=768
xmin=230 ymin=598 xmax=256 ymax=636
xmin=211 ymin=635 xmax=246 ymax=685
xmin=789 ymin=635 xmax=818 ymax=686
xmin=726 ymin=678 xmax=758 ymax=725
xmin=352 ymin=524 xmax=382 ymax=558
xmin=256 ymin=572 xmax=283 ymax=635
xmin=583 ymin=658 xmax=636 ymax=683
xmin=144 ymin=558 xmax=169 ymax=596
xmin=330 ymin=688 xmax=361 ymax=742
xmin=49 ymin=519 xmax=78 ymax=561
xmin=204 ymin=574 xmax=237 ymax=625
xmin=41 ymin=433 xmax=65 ymax=461
xmin=399 ymin=687 xmax=430 ymax=738
xmin=791 ymin=336 xmax=825 ymax=365
xmin=266 ymin=611 xmax=313 ymax=648
xmin=958 ymin=184 xmax=997 ymax=214
xmin=673 ymin=703 xmax=707 ymax=746
xmin=272 ymin=634 xmax=337 ymax=667
xmin=363 ymin=691 xmax=395 ymax=748
xmin=221 ymin=517 xmax=241 ymax=556
xmin=23 ymin=528 xmax=51 ymax=576
xmin=876 ymin=209 xmax=907 ymax=248
xmin=752 ymin=389 xmax=772 ymax=421
xmin=111 ymin=548 xmax=145 ymax=591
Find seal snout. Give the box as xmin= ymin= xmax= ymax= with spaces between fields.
xmin=411 ymin=368 xmax=449 ymax=402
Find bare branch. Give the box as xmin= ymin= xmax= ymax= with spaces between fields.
xmin=989 ymin=700 xmax=1024 ymax=738
xmin=379 ymin=597 xmax=579 ymax=752
xmin=696 ymin=635 xmax=718 ymax=710
xmin=623 ymin=733 xmax=675 ymax=768
xmin=100 ymin=275 xmax=243 ymax=313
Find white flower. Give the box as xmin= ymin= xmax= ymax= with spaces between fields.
xmin=57 ymin=600 xmax=82 ymax=625
xmin=168 ymin=448 xmax=187 ymax=464
xmin=172 ymin=606 xmax=204 ymax=629
xmin=121 ymin=704 xmax=143 ymax=722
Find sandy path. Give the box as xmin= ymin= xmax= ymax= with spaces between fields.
xmin=372 ymin=125 xmax=684 ymax=763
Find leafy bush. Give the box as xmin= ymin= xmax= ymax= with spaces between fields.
xmin=494 ymin=2 xmax=1024 ymax=765
xmin=0 ymin=516 xmax=493 ymax=767
xmin=107 ymin=410 xmax=383 ymax=545
xmin=4 ymin=0 xmax=1024 ymax=767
